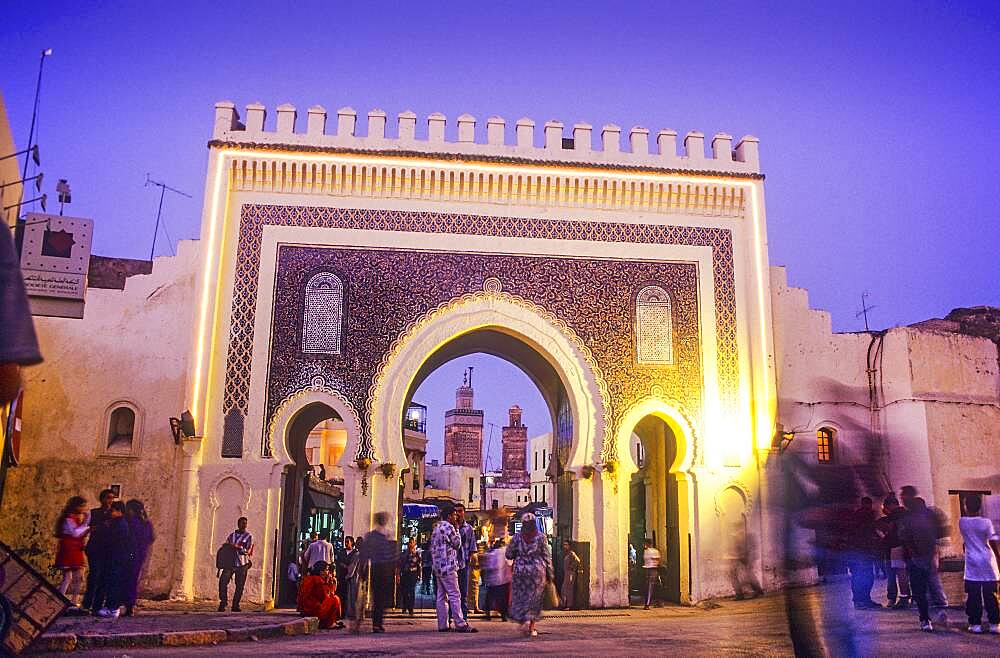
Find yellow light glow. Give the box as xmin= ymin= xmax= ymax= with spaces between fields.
xmin=190 ymin=153 xmax=228 ymax=428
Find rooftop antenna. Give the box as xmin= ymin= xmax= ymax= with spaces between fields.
xmin=856 ymin=291 xmax=877 ymax=332
xmin=145 ymin=174 xmax=191 ymax=260
xmin=468 ymin=366 xmax=474 ymax=387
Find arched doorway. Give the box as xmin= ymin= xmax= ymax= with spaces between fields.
xmin=274 ymin=401 xmax=349 ymax=606
xmin=623 ymin=409 xmax=694 ymax=605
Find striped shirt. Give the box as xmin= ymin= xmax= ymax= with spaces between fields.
xmin=226 ymin=530 xmax=254 ymax=567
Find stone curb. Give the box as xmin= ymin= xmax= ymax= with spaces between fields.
xmin=28 ymin=616 xmax=319 ymax=653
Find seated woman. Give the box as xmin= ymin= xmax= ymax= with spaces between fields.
xmin=297 ymin=560 xmax=344 ymax=629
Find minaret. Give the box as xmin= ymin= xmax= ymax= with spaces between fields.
xmin=443 ymin=367 xmax=484 ymax=470
xmin=500 ymin=405 xmax=529 ymax=487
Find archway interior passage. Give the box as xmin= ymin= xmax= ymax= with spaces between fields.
xmin=407 ymin=329 xmax=557 ymax=472
xmin=629 ymin=415 xmax=684 ymax=605
xmin=278 ymin=402 xmax=345 ymax=606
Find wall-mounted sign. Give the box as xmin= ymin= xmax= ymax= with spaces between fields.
xmin=19 ymin=212 xmax=93 ymax=300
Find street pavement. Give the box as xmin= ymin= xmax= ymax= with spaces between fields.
xmin=33 ymin=574 xmax=1000 ymax=656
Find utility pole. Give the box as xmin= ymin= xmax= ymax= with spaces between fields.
xmin=145 ymin=174 xmax=191 ymax=260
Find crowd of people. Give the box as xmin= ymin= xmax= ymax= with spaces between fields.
xmin=279 ymin=504 xmax=585 ymax=638
xmin=53 ymin=489 xmax=155 ymax=618
xmin=837 ymin=485 xmax=999 ymax=633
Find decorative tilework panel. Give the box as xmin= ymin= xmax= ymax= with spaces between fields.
xmin=302 ymin=272 xmax=344 ymax=355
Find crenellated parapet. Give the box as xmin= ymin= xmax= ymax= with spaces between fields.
xmin=211 ymin=101 xmax=761 ymax=176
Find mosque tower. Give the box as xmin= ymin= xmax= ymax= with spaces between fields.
xmin=443 ymin=367 xmax=484 ymax=470
xmin=500 ymin=405 xmax=530 ymax=487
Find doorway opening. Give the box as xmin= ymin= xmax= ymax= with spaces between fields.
xmin=277 ymin=402 xmax=347 ymax=606
xmin=628 ymin=414 xmax=688 ymax=605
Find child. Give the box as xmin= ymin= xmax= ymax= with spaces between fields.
xmin=54 ymin=496 xmax=90 ymax=611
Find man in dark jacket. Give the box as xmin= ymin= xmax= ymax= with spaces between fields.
xmin=899 ymin=497 xmax=940 ymax=632
xmin=847 ymin=497 xmax=881 ymax=609
xmin=357 ymin=512 xmax=399 ymax=633
xmin=82 ymin=488 xmax=117 ymax=613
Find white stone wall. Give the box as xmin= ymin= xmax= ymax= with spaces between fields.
xmin=424 ymin=463 xmax=482 ymax=510
xmin=528 ymin=433 xmax=554 ymax=506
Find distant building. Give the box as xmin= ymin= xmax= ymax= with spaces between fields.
xmin=499 ymin=405 xmax=529 ymax=487
xmin=402 ymin=402 xmax=428 ymax=501
xmin=443 ymin=368 xmax=483 ymax=470
xmin=529 ymin=433 xmax=553 ymax=506
xmin=424 ymin=459 xmax=481 ymax=510
xmin=484 ymin=483 xmax=530 ymax=510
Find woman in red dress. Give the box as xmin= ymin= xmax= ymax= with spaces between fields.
xmin=297 ymin=560 xmax=344 ymax=629
xmin=54 ymin=496 xmax=90 ymax=610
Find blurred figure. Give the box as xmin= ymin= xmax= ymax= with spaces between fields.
xmin=0 ymin=219 xmax=42 ymax=403
xmin=123 ymin=500 xmax=155 ymax=616
xmin=728 ymin=522 xmax=763 ymax=600
xmin=357 ymin=511 xmax=399 ymax=633
xmin=345 ymin=535 xmax=364 ymax=621
xmin=467 ymin=542 xmax=484 ymax=614
xmin=454 ymin=503 xmax=476 ymax=620
xmin=878 ymin=495 xmax=911 ymax=608
xmin=482 ymin=537 xmax=511 ymax=621
xmin=958 ymin=493 xmax=999 ymax=634
xmin=847 ymin=497 xmax=881 ymax=609
xmin=506 ymin=512 xmax=553 ymax=637
xmin=560 ymin=540 xmax=582 ymax=609
xmin=54 ymin=496 xmax=90 ymax=611
xmin=641 ymin=538 xmax=661 ymax=609
xmin=421 ymin=543 xmax=433 ymax=595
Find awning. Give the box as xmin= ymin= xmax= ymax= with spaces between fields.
xmin=303 ymin=485 xmax=341 ymax=511
xmin=403 ymin=503 xmax=440 ymax=520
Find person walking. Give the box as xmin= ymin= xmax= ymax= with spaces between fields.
xmin=357 ymin=512 xmax=399 ymax=633
xmin=54 ymin=496 xmax=90 ymax=612
xmin=399 ymin=538 xmax=422 ymax=616
xmin=642 ymin=538 xmax=662 ymax=609
xmin=468 ymin=542 xmax=484 ymax=614
xmin=297 ymin=561 xmax=344 ymax=629
xmin=122 ymin=500 xmax=154 ymax=616
xmin=878 ymin=495 xmax=911 ymax=608
xmin=218 ymin=517 xmax=254 ymax=612
xmin=482 ymin=538 xmax=512 ymax=621
xmin=304 ymin=529 xmax=335 ymax=571
xmin=82 ymin=488 xmax=117 ymax=613
xmin=958 ymin=493 xmax=1000 ymax=634
xmin=506 ymin=512 xmax=553 ymax=637
xmin=345 ymin=536 xmax=365 ymax=621
xmin=560 ymin=540 xmax=582 ymax=610
xmin=431 ymin=505 xmax=477 ymax=633
xmin=454 ymin=503 xmax=476 ymax=619
xmin=899 ymin=497 xmax=941 ymax=632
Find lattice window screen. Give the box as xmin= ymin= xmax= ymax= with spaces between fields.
xmin=635 ymin=285 xmax=674 ymax=364
xmin=302 ymin=272 xmax=344 ymax=355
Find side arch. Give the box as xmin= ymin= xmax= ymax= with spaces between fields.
xmin=267 ymin=384 xmax=363 ymax=469
xmin=617 ymin=397 xmax=698 ymax=475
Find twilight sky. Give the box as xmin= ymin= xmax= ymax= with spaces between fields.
xmin=3 ymin=2 xmax=998 ymax=462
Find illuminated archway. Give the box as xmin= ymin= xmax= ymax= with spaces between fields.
xmin=617 ymin=398 xmax=698 ymax=605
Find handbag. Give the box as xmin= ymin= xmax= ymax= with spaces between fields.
xmin=543 ymin=579 xmax=559 ymax=609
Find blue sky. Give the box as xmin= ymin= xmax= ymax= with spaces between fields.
xmin=4 ymin=2 xmax=998 ymax=460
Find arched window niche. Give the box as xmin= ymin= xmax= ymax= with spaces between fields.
xmin=101 ymin=401 xmax=143 ymax=458
xmin=302 ymin=272 xmax=344 ymax=355
xmin=635 ymin=284 xmax=674 ymax=364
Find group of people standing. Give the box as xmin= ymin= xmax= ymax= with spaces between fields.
xmin=53 ymin=489 xmax=155 ymax=618
xmin=846 ymin=485 xmax=999 ymax=633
